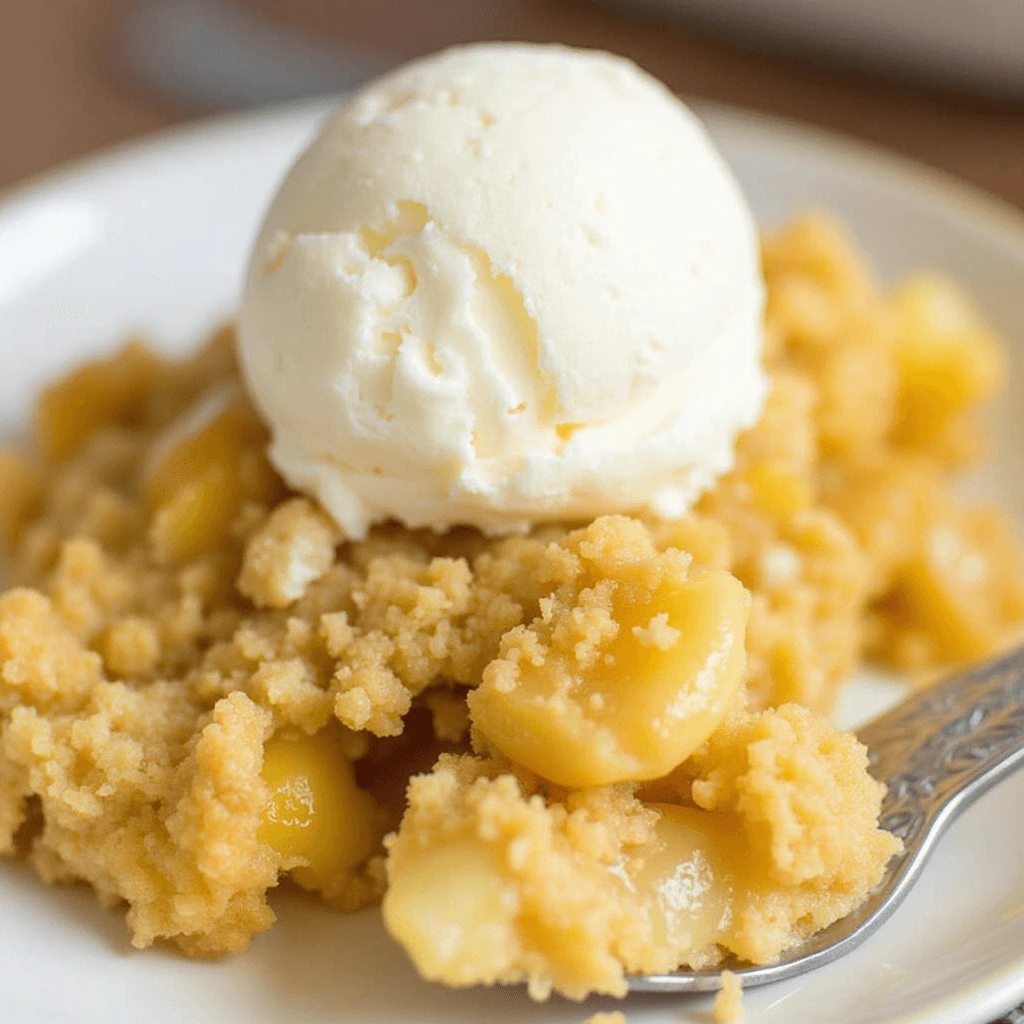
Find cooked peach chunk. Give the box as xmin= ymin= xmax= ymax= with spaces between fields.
xmin=742 ymin=462 xmax=813 ymax=522
xmin=630 ymin=804 xmax=740 ymax=965
xmin=144 ymin=386 xmax=282 ymax=560
xmin=889 ymin=275 xmax=1004 ymax=455
xmin=888 ymin=507 xmax=1024 ymax=664
xmin=35 ymin=341 xmax=162 ymax=462
xmin=0 ymin=450 xmax=41 ymax=549
xmin=143 ymin=385 xmax=274 ymax=508
xmin=149 ymin=466 xmax=240 ymax=563
xmin=260 ymin=727 xmax=381 ymax=896
xmin=470 ymin=519 xmax=749 ymax=787
xmin=382 ymin=766 xmax=738 ymax=997
xmin=383 ymin=832 xmax=520 ymax=987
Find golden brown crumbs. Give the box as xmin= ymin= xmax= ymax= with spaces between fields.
xmin=383 ymin=696 xmax=898 ymax=998
xmin=237 ymin=497 xmax=340 ymax=609
xmin=0 ymin=214 xmax=1017 ymax=999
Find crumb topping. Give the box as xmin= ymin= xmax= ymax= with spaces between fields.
xmin=0 ymin=217 xmax=1018 ymax=998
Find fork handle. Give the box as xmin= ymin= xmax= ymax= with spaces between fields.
xmin=858 ymin=645 xmax=1024 ymax=853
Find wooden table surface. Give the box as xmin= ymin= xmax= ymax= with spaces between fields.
xmin=3 ymin=0 xmax=1024 ymax=211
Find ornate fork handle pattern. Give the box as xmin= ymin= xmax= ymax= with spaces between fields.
xmin=859 ymin=645 xmax=1024 ymax=853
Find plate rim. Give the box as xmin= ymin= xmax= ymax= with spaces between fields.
xmin=4 ymin=93 xmax=1024 ymax=249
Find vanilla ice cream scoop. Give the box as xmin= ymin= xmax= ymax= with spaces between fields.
xmin=239 ymin=42 xmax=766 ymax=538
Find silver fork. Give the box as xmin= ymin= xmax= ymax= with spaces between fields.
xmin=630 ymin=645 xmax=1024 ymax=993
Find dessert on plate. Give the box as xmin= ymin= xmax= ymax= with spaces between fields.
xmin=0 ymin=42 xmax=1021 ymax=1004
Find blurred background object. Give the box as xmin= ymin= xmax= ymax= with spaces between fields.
xmin=1 ymin=0 xmax=1024 ymax=207
xmin=122 ymin=0 xmax=388 ymax=108
xmin=601 ymin=0 xmax=1024 ymax=96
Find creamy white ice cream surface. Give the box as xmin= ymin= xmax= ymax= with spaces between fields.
xmin=239 ymin=42 xmax=766 ymax=538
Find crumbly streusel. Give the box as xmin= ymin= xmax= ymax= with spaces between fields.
xmin=0 ymin=215 xmax=1019 ymax=996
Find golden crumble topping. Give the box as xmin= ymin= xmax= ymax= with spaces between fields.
xmin=384 ymin=701 xmax=898 ymax=1000
xmin=0 ymin=215 xmax=1019 ymax=1000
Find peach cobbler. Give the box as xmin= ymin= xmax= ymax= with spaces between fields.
xmin=0 ymin=211 xmax=1020 ymax=999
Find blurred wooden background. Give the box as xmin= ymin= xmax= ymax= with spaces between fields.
xmin=3 ymin=0 xmax=1024 ymax=207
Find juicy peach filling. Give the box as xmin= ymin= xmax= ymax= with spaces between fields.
xmin=470 ymin=540 xmax=749 ymax=788
xmin=145 ymin=385 xmax=282 ymax=561
xmin=260 ymin=727 xmax=381 ymax=896
xmin=632 ymin=804 xmax=740 ymax=962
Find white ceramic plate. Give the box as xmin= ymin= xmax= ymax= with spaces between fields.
xmin=1 ymin=101 xmax=1023 ymax=1024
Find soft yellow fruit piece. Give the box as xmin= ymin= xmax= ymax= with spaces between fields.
xmin=145 ymin=388 xmax=284 ymax=561
xmin=149 ymin=466 xmax=240 ymax=562
xmin=470 ymin=568 xmax=749 ymax=787
xmin=144 ymin=388 xmax=277 ymax=508
xmin=893 ymin=509 xmax=1024 ymax=663
xmin=631 ymin=804 xmax=739 ymax=959
xmin=35 ymin=341 xmax=162 ymax=463
xmin=260 ymin=727 xmax=379 ymax=893
xmin=0 ymin=450 xmax=41 ymax=549
xmin=889 ymin=275 xmax=1004 ymax=449
xmin=382 ymin=833 xmax=519 ymax=987
xmin=742 ymin=463 xmax=812 ymax=522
